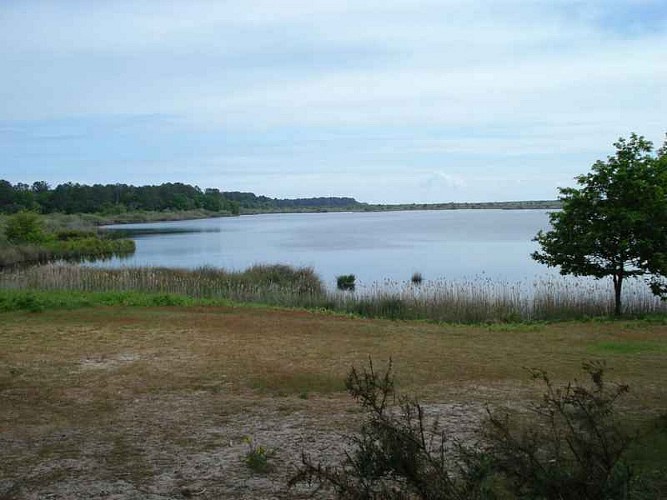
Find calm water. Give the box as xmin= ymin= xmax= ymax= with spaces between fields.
xmin=99 ymin=210 xmax=555 ymax=287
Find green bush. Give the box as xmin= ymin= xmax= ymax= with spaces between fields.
xmin=0 ymin=212 xmax=135 ymax=267
xmin=240 ymin=264 xmax=325 ymax=295
xmin=483 ymin=362 xmax=639 ymax=499
xmin=337 ymin=274 xmax=356 ymax=291
xmin=5 ymin=211 xmax=47 ymax=244
xmin=291 ymin=359 xmax=654 ymax=499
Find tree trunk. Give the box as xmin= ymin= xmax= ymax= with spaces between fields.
xmin=612 ymin=272 xmax=623 ymax=316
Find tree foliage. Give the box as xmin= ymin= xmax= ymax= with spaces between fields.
xmin=532 ymin=133 xmax=667 ymax=315
xmin=0 ymin=181 xmax=362 ymax=215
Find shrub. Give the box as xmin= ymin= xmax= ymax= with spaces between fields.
xmin=291 ymin=359 xmax=650 ymax=499
xmin=5 ymin=211 xmax=47 ymax=244
xmin=336 ymin=274 xmax=356 ymax=291
xmin=411 ymin=272 xmax=423 ymax=285
xmin=242 ymin=264 xmax=324 ymax=295
xmin=290 ymin=358 xmax=483 ymax=498
xmin=483 ymin=361 xmax=639 ymax=499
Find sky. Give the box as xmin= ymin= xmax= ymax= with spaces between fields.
xmin=0 ymin=0 xmax=665 ymax=203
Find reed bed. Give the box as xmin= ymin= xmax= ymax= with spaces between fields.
xmin=0 ymin=263 xmax=326 ymax=308
xmin=1 ymin=264 xmax=665 ymax=322
xmin=343 ymin=277 xmax=666 ymax=321
xmin=0 ymin=238 xmax=135 ymax=268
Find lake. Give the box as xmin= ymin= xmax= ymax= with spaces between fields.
xmin=99 ymin=210 xmax=555 ymax=288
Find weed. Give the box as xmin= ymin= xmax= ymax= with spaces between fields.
xmin=18 ymin=294 xmax=45 ymax=313
xmin=243 ymin=436 xmax=275 ymax=473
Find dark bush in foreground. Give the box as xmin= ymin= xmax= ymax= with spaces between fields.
xmin=291 ymin=359 xmax=655 ymax=499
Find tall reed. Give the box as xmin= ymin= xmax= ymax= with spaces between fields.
xmin=0 ymin=264 xmax=325 ymax=308
xmin=1 ymin=264 xmax=665 ymax=322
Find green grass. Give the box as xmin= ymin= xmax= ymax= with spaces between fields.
xmin=626 ymin=414 xmax=667 ymax=494
xmin=588 ymin=340 xmax=667 ymax=355
xmin=0 ymin=289 xmax=243 ymax=312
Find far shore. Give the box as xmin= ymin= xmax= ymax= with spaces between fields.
xmin=92 ymin=199 xmax=562 ymax=226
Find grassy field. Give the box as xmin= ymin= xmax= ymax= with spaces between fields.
xmin=1 ymin=302 xmax=666 ymax=498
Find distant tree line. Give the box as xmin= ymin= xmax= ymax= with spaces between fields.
xmin=223 ymin=191 xmax=362 ymax=210
xmin=0 ymin=180 xmax=364 ymax=215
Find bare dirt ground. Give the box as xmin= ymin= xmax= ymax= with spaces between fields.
xmin=1 ymin=306 xmax=665 ymax=498
xmin=1 ymin=390 xmax=487 ymax=499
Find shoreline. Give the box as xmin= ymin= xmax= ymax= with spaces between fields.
xmin=1 ymin=201 xmax=561 ymax=228
xmin=96 ymin=200 xmax=562 ymax=225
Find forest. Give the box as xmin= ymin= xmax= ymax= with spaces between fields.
xmin=0 ymin=180 xmax=365 ymax=215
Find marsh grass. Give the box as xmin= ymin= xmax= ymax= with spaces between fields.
xmin=1 ymin=264 xmax=665 ymax=322
xmin=334 ymin=276 xmax=666 ymax=322
xmin=0 ymin=239 xmax=135 ymax=268
xmin=0 ymin=263 xmax=325 ymax=308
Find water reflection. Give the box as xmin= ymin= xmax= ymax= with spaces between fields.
xmin=93 ymin=210 xmax=555 ymax=286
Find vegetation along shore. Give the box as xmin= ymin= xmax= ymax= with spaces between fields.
xmin=1 ymin=179 xmax=560 ymax=222
xmin=0 ymin=211 xmax=135 ymax=268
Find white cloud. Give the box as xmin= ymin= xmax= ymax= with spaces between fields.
xmin=422 ymin=171 xmax=467 ymax=190
xmin=0 ymin=0 xmax=665 ymax=201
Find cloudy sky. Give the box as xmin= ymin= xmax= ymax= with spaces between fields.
xmin=1 ymin=1 xmax=665 ymax=203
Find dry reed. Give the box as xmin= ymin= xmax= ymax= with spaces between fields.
xmin=1 ymin=264 xmax=665 ymax=322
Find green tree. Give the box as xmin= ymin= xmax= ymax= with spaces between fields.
xmin=532 ymin=133 xmax=667 ymax=316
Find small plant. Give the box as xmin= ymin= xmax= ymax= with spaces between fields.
xmin=336 ymin=274 xmax=356 ymax=291
xmin=411 ymin=271 xmax=423 ymax=285
xmin=243 ymin=436 xmax=275 ymax=473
